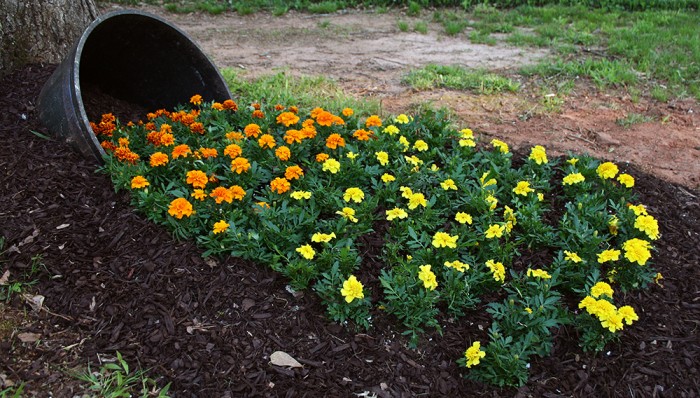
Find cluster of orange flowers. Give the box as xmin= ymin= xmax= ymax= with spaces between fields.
xmin=90 ymin=113 xmax=117 ymax=136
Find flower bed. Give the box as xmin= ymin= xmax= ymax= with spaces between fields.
xmin=95 ymin=95 xmax=660 ymax=387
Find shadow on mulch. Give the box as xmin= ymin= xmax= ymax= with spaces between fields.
xmin=1 ymin=65 xmax=699 ymax=397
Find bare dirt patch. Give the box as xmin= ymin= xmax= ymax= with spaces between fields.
xmin=101 ymin=4 xmax=699 ymax=189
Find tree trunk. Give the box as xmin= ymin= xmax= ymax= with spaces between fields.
xmin=0 ymin=0 xmax=98 ymax=77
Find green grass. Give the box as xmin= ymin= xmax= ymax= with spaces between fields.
xmin=403 ymin=64 xmax=520 ymax=93
xmin=308 ymin=1 xmax=340 ymax=14
xmin=414 ymin=21 xmax=428 ymax=34
xmin=616 ymin=112 xmax=654 ymax=127
xmin=72 ymin=352 xmax=170 ymax=398
xmin=221 ymin=68 xmax=380 ymax=115
xmin=397 ymin=20 xmax=409 ymax=32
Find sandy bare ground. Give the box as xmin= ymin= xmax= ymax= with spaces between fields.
xmin=103 ymin=4 xmax=700 ymax=189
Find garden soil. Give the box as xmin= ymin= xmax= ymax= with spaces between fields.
xmin=1 ymin=6 xmax=700 ymax=398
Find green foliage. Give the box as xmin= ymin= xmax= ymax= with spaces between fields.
xmin=308 ymin=1 xmax=340 ymax=13
xmin=616 ymin=112 xmax=654 ymax=128
xmin=314 ymin=263 xmax=372 ymax=329
xmin=413 ymin=21 xmax=428 ymax=33
xmin=397 ymin=20 xmax=409 ymax=32
xmin=0 ymin=384 xmax=25 ymax=398
xmin=403 ymin=64 xmax=520 ymax=93
xmin=73 ymin=352 xmax=170 ymax=398
xmin=0 ymin=239 xmax=42 ymax=302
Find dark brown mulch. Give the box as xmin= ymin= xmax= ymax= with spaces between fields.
xmin=1 ymin=64 xmax=699 ymax=397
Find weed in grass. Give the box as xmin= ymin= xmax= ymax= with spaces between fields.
xmin=73 ymin=352 xmax=170 ymax=398
xmin=651 ymin=86 xmax=670 ymax=102
xmin=414 ymin=21 xmax=428 ymax=34
xmin=272 ymin=5 xmax=288 ymax=16
xmin=397 ymin=20 xmax=409 ymax=32
xmin=235 ymin=3 xmax=256 ymax=16
xmin=616 ymin=113 xmax=654 ymax=128
xmin=444 ymin=20 xmax=467 ymax=36
xmin=0 ymin=383 xmax=25 ymax=398
xmin=403 ymin=64 xmax=520 ymax=94
xmin=469 ymin=30 xmax=497 ymax=45
xmin=308 ymin=1 xmax=339 ymax=14
xmin=196 ymin=1 xmax=228 ymax=15
xmin=407 ymin=1 xmax=422 ymax=17
xmin=319 ymin=20 xmax=331 ymax=29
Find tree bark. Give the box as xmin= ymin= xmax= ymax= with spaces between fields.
xmin=0 ymin=0 xmax=98 ymax=77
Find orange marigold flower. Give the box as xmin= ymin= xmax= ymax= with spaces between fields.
xmin=159 ymin=133 xmax=175 ymax=146
xmin=326 ymin=133 xmax=346 ymax=149
xmin=169 ymin=111 xmax=183 ymax=123
xmin=252 ymin=102 xmax=261 ymax=110
xmin=146 ymin=112 xmax=157 ymax=121
xmin=172 ymin=144 xmax=191 ymax=159
xmin=226 ymin=131 xmax=244 ymax=141
xmin=101 ymin=113 xmax=116 ymax=123
xmin=212 ymin=102 xmax=224 ymax=111
xmin=224 ymin=143 xmax=243 ymax=158
xmin=270 ymin=177 xmax=291 ymax=194
xmin=301 ymin=125 xmax=317 ymax=139
xmin=315 ymin=110 xmax=336 ymax=127
xmin=168 ymin=198 xmax=193 ymax=219
xmin=231 ymin=157 xmax=251 ymax=174
xmin=145 ymin=122 xmax=156 ymax=131
xmin=258 ymin=134 xmax=277 ymax=149
xmin=277 ymin=111 xmax=300 ymax=127
xmin=310 ymin=107 xmax=324 ymax=119
xmin=284 ymin=129 xmax=304 ymax=144
xmin=146 ymin=130 xmax=163 ymax=145
xmin=285 ymin=165 xmax=304 ymax=180
xmin=342 ymin=107 xmax=354 ymax=117
xmin=159 ymin=123 xmax=172 ymax=134
xmin=303 ymin=119 xmax=315 ymax=128
xmin=209 ymin=174 xmax=219 ymax=183
xmin=222 ymin=99 xmax=238 ymax=111
xmin=210 ymin=186 xmax=234 ymax=204
xmin=186 ymin=170 xmax=208 ymax=188
xmin=275 ymin=104 xmax=285 ymax=111
xmin=275 ymin=146 xmax=291 ymax=161
xmin=118 ymin=137 xmax=130 ymax=148
xmin=101 ymin=140 xmax=116 ymax=152
xmin=229 ymin=185 xmax=246 ymax=201
xmin=213 ymin=220 xmax=229 ymax=234
xmin=131 ymin=175 xmax=150 ymax=189
xmin=316 ymin=153 xmax=329 ymax=162
xmin=199 ymin=147 xmax=218 ymax=158
xmin=191 ymin=189 xmax=207 ymax=201
xmin=353 ymin=129 xmax=373 ymax=141
xmin=288 ymin=105 xmax=298 ymax=114
xmin=189 ymin=122 xmax=205 ymax=134
xmin=190 ymin=94 xmax=203 ymax=105
xmin=181 ymin=113 xmax=196 ymax=125
xmin=244 ymin=123 xmax=262 ymax=138
xmin=115 ymin=147 xmax=139 ymax=164
xmin=365 ymin=115 xmax=382 ymax=127
xmin=150 ymin=152 xmax=169 ymax=167
xmin=252 ymin=110 xmax=265 ymax=119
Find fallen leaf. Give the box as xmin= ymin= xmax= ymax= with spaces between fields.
xmin=0 ymin=270 xmax=9 ymax=285
xmin=22 ymin=294 xmax=45 ymax=312
xmin=17 ymin=332 xmax=41 ymax=343
xmin=270 ymin=351 xmax=303 ymax=368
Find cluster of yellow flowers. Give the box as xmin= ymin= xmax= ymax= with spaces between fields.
xmin=578 ymin=282 xmax=639 ymax=333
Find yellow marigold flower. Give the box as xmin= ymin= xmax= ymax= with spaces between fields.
xmin=529 ymin=145 xmax=548 ymax=165
xmin=375 ymin=151 xmax=389 ymax=166
xmin=634 ymin=215 xmax=659 ymax=240
xmin=464 ymin=341 xmax=486 ymax=368
xmin=383 ymin=125 xmax=399 ymax=135
xmin=608 ymin=215 xmax=619 ymax=235
xmin=381 ymin=173 xmax=395 ymax=183
xmin=190 ymin=94 xmax=202 ymax=105
xmin=130 ymin=176 xmax=150 ymax=189
xmin=485 ymin=224 xmax=505 ymax=239
xmin=224 ymin=144 xmax=242 ymax=159
xmin=525 ymin=307 xmax=533 ymax=314
xmin=276 ymin=111 xmax=300 ymax=127
xmin=485 ymin=194 xmax=498 ymax=211
xmin=407 ymin=193 xmax=427 ymax=210
xmin=346 ymin=151 xmax=358 ymax=161
xmin=322 ymin=158 xmax=341 ymax=174
xmin=398 ymin=135 xmax=410 ymax=151
xmin=213 ymin=220 xmax=229 ymax=234
xmin=479 ymin=172 xmax=497 ymax=188
xmin=270 ymin=177 xmax=291 ymax=194
xmin=527 ymin=268 xmax=551 ymax=279
xmin=290 ymin=191 xmax=312 ymax=200
xmin=404 ymin=155 xmax=423 ymax=167
xmin=459 ymin=138 xmax=476 ymax=147
xmin=597 ymin=249 xmax=621 ymax=263
xmin=285 ymin=165 xmax=304 ymax=180
xmin=513 ymin=181 xmax=535 ymax=196
xmin=444 ymin=260 xmax=469 ymax=272
xmin=343 ymin=187 xmax=365 ymax=203
xmin=485 ymin=260 xmax=505 ymax=283
xmin=617 ymin=173 xmax=635 ymax=188
xmin=172 ymin=144 xmax=191 ymax=159
xmin=168 ymin=197 xmax=193 ymax=219
xmin=340 ymin=275 xmax=364 ymax=303
xmin=591 ymin=281 xmax=614 ymax=298
xmin=386 ymin=207 xmax=408 ymax=221
xmin=399 ymin=186 xmax=413 ymax=199
xmin=600 ymin=311 xmax=624 ymax=333
xmin=433 ymin=232 xmax=459 ymax=249
xmin=230 ymin=157 xmax=251 ymax=174
xmin=365 ymin=115 xmax=382 ymax=127
xmin=258 ymin=134 xmax=276 ymax=149
xmin=210 ymin=186 xmax=233 ymax=204
xmin=418 ymin=265 xmax=438 ymax=291
xmin=563 ymin=173 xmax=585 ymax=185
xmin=191 ymin=189 xmax=207 ymax=201
xmin=596 ymin=162 xmax=619 ymax=179
xmin=440 ymin=179 xmax=457 ymax=191
xmin=326 ymin=133 xmax=346 ymax=149
xmin=150 ymin=152 xmax=169 ymax=167
xmin=342 ymin=107 xmax=354 ymax=117
xmin=186 ymin=170 xmax=208 ymax=189
xmin=491 ymin=139 xmax=509 ymax=154
xmin=244 ymin=123 xmax=262 ymax=138
xmin=395 ymin=114 xmax=410 ymax=124
xmin=311 ymin=232 xmax=336 ymax=243
xmin=455 ymin=212 xmax=473 ymax=225
xmin=628 ymin=203 xmax=648 ymax=216
xmin=336 ymin=207 xmax=358 ymax=223
xmin=460 ymin=128 xmax=474 ymax=139
xmin=567 ymin=157 xmax=579 ymax=165
xmin=537 ymin=192 xmax=544 ymax=202
xmin=622 ymin=238 xmax=652 ymax=265
xmin=276 ymin=146 xmax=291 ymax=161
xmin=617 ymin=305 xmax=639 ymax=325
xmin=503 ymin=206 xmax=516 ymax=225
xmin=296 ymin=244 xmax=316 ymax=260
xmin=564 ymin=250 xmax=582 ymax=263
xmin=413 ymin=139 xmax=429 ymax=152
xmin=578 ymin=296 xmax=597 ymax=311
xmin=654 ymin=272 xmax=664 ymax=286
